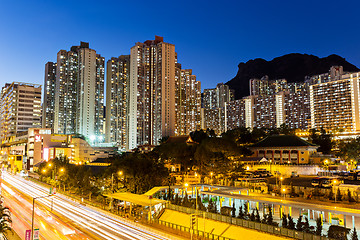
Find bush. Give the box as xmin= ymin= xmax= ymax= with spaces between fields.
xmin=287 ymin=215 xmax=295 ymax=230
xmin=315 ymin=217 xmax=322 ymax=236
xmin=281 ymin=213 xmax=288 ymax=228
xmin=328 ymin=225 xmax=350 ymax=240
xmin=348 ymin=189 xmax=356 ymax=202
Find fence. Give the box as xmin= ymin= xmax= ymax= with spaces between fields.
xmin=154 ymin=219 xmax=233 ymax=240
xmin=166 ymin=203 xmax=335 ymax=240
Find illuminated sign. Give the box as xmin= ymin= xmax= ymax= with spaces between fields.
xmin=35 ymin=135 xmax=41 ymax=142
xmin=43 ymin=148 xmax=49 ymax=161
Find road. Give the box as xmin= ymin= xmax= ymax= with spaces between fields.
xmin=267 ymin=176 xmax=360 ymax=187
xmin=2 ymin=172 xmax=175 ymax=240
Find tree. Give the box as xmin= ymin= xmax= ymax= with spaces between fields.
xmin=328 ymin=188 xmax=334 ymax=200
xmin=207 ymin=198 xmax=217 ymax=213
xmin=249 ymin=209 xmax=255 ymax=221
xmin=281 ymin=213 xmax=288 ymax=228
xmin=296 ymin=215 xmax=303 ymax=231
xmin=232 ymin=202 xmax=236 ymax=218
xmin=288 ymin=215 xmax=296 ymax=230
xmin=182 ymin=192 xmax=190 ymax=207
xmin=315 ymin=217 xmax=323 ymax=236
xmin=337 ymin=188 xmax=342 ymax=201
xmin=266 ymin=205 xmax=275 ymax=225
xmin=238 ymin=205 xmax=244 ymax=219
xmin=197 ymin=194 xmax=206 ymax=211
xmin=351 ymin=228 xmax=358 ymax=240
xmin=337 ymin=137 xmax=360 ymax=162
xmin=328 ymin=225 xmax=350 ymax=240
xmin=244 ymin=203 xmax=249 ymax=219
xmin=309 ymin=128 xmax=333 ymax=154
xmin=303 ymin=217 xmax=310 ymax=233
xmin=348 ymin=189 xmax=355 ymax=202
xmin=174 ymin=194 xmax=180 ymax=205
xmin=255 ymin=208 xmax=261 ymax=223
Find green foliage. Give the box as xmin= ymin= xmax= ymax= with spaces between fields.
xmin=238 ymin=205 xmax=244 ymax=219
xmin=281 ymin=213 xmax=288 ymax=228
xmin=207 ymin=198 xmax=217 ymax=213
xmin=197 ymin=194 xmax=206 ymax=211
xmin=337 ymin=137 xmax=360 ymax=162
xmin=287 ymin=215 xmax=296 ymax=230
xmin=249 ymin=209 xmax=255 ymax=221
xmin=190 ymin=130 xmax=209 ymax=144
xmin=265 ymin=205 xmax=275 ymax=226
xmin=351 ymin=228 xmax=358 ymax=240
xmin=296 ymin=215 xmax=303 ymax=231
xmin=232 ymin=202 xmax=236 ymax=218
xmin=244 ymin=203 xmax=249 ymax=218
xmin=303 ymin=217 xmax=311 ymax=233
xmin=316 ymin=218 xmax=323 ymax=236
xmin=337 ymin=188 xmax=342 ymax=201
xmin=173 ymin=194 xmax=180 ymax=205
xmin=107 ymin=151 xmax=169 ymax=194
xmin=255 ymin=208 xmax=261 ymax=222
xmin=328 ymin=188 xmax=334 ymax=200
xmin=327 ymin=225 xmax=350 ymax=240
xmin=309 ymin=128 xmax=333 ymax=154
xmin=348 ymin=189 xmax=355 ymax=202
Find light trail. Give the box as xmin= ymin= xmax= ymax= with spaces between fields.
xmin=3 ymin=172 xmax=173 ymax=240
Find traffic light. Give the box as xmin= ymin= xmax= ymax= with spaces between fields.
xmin=190 ymin=214 xmax=197 ymax=229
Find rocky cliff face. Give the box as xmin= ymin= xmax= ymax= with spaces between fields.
xmin=226 ymin=53 xmax=359 ymax=99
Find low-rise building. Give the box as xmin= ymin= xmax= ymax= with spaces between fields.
xmin=248 ymin=135 xmax=318 ymax=164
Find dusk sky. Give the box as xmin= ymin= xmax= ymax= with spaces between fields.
xmin=1 ymin=0 xmax=360 ymax=91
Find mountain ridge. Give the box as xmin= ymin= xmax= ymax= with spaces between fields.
xmin=226 ymin=53 xmax=359 ymax=99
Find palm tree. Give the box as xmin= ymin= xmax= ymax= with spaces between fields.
xmin=0 ymin=206 xmax=12 ymax=239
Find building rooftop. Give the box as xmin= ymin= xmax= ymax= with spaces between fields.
xmin=250 ymin=135 xmax=317 ymax=148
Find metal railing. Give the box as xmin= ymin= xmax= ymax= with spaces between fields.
xmin=165 ymin=203 xmax=335 ymax=240
xmin=154 ymin=219 xmax=233 ymax=240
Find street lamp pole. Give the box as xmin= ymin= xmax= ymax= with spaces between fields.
xmin=31 ymin=195 xmax=52 ymax=240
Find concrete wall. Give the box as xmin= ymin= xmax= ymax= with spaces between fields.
xmin=249 ymin=164 xmax=320 ymax=176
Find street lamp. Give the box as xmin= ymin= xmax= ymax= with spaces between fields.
xmin=282 ymin=188 xmax=286 ymax=200
xmin=333 ymin=179 xmax=338 ymax=203
xmin=210 ymin=172 xmax=213 ymax=185
xmin=111 ymin=171 xmax=123 ymax=192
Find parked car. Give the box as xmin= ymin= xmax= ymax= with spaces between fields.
xmin=290 ymin=171 xmax=299 ymax=178
xmin=311 ymin=177 xmax=342 ymax=188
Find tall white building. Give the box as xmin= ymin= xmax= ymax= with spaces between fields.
xmin=48 ymin=42 xmax=105 ymax=140
xmin=105 ymin=55 xmax=130 ymax=150
xmin=128 ymin=36 xmax=176 ymax=150
xmin=0 ymin=82 xmax=42 ymax=141
xmin=310 ymin=66 xmax=360 ymax=132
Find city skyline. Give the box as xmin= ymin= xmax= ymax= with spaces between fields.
xmin=1 ymin=0 xmax=360 ymax=91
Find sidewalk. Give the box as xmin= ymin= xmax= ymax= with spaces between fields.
xmin=4 ymin=230 xmax=22 ymax=240
xmin=160 ymin=209 xmax=287 ymax=240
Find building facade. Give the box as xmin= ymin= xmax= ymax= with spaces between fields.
xmin=128 ymin=36 xmax=176 ymax=150
xmin=43 ymin=62 xmax=57 ymax=129
xmin=310 ymin=67 xmax=360 ymax=132
xmin=49 ymin=42 xmax=105 ymax=140
xmin=105 ymin=55 xmax=130 ymax=150
xmin=0 ymin=82 xmax=42 ymax=141
xmin=175 ymin=68 xmax=201 ymax=135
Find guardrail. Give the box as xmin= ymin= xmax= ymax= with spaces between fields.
xmin=166 ymin=203 xmax=335 ymax=240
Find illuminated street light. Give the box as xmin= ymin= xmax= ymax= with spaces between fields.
xmin=42 ymin=169 xmax=46 ymax=173
xmin=48 ymin=163 xmax=52 ymax=167
xmin=60 ymin=168 xmax=64 ymax=173
xmin=184 ymin=182 xmax=189 ymax=188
